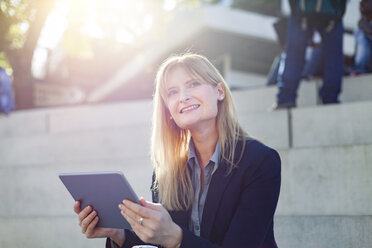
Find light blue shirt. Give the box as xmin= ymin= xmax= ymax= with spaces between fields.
xmin=188 ymin=139 xmax=220 ymax=236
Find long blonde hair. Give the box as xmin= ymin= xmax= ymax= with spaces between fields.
xmin=151 ymin=53 xmax=246 ymax=211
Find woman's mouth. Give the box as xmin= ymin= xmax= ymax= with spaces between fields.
xmin=180 ymin=104 xmax=200 ymax=113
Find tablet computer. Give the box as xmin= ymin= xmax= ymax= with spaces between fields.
xmin=59 ymin=170 xmax=139 ymax=229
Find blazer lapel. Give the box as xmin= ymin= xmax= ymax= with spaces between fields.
xmin=201 ymin=159 xmax=235 ymax=239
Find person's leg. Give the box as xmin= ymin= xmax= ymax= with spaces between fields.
xmin=354 ymin=28 xmax=371 ymax=74
xmin=364 ymin=35 xmax=372 ymax=72
xmin=277 ymin=16 xmax=312 ymax=105
xmin=320 ymin=21 xmax=343 ymax=104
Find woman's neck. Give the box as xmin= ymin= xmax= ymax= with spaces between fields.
xmin=190 ymin=125 xmax=218 ymax=168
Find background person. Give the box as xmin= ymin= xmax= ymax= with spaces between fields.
xmin=0 ymin=67 xmax=15 ymax=115
xmin=352 ymin=0 xmax=372 ymax=75
xmin=272 ymin=0 xmax=347 ymax=110
xmin=74 ymin=53 xmax=281 ymax=248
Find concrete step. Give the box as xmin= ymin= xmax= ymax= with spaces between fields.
xmin=0 ymin=157 xmax=153 ymax=217
xmin=0 ymin=215 xmax=370 ymax=248
xmin=274 ymin=215 xmax=372 ymax=248
xmin=1 ymin=143 xmax=370 ymax=219
xmin=231 ymin=74 xmax=372 ymax=113
xmin=225 ymin=70 xmax=267 ymax=89
xmin=0 ymin=124 xmax=151 ymax=166
xmin=239 ymin=100 xmax=372 ymax=150
xmin=0 ymin=100 xmax=152 ymax=138
xmin=340 ymin=74 xmax=372 ymax=103
xmin=238 ymin=109 xmax=289 ymax=149
xmin=232 ymin=81 xmax=317 ymax=113
xmin=0 ymin=109 xmax=289 ymax=168
xmin=292 ymin=101 xmax=372 ymax=148
xmin=1 ymin=100 xmax=371 ymax=168
xmin=277 ymin=143 xmax=372 ymax=215
xmin=0 ymin=216 xmax=104 ymax=248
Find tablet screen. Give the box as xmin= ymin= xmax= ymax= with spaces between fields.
xmin=59 ymin=171 xmax=139 ymax=229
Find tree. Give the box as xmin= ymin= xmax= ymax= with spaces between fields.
xmin=0 ymin=0 xmax=56 ymax=109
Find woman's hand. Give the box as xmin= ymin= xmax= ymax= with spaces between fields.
xmin=119 ymin=198 xmax=182 ymax=248
xmin=73 ymin=201 xmax=125 ymax=246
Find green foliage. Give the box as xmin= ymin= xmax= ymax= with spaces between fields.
xmin=0 ymin=0 xmax=34 ymax=50
xmin=7 ymin=22 xmax=29 ymax=49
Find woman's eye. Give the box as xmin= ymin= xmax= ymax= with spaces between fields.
xmin=168 ymin=90 xmax=177 ymax=97
xmin=190 ymin=81 xmax=200 ymax=88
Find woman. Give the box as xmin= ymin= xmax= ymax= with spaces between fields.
xmin=74 ymin=53 xmax=281 ymax=248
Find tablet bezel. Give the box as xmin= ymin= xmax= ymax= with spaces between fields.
xmin=59 ymin=170 xmax=140 ymax=229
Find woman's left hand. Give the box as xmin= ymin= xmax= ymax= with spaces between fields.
xmin=119 ymin=198 xmax=182 ymax=248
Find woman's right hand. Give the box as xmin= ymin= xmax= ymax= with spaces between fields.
xmin=73 ymin=201 xmax=125 ymax=246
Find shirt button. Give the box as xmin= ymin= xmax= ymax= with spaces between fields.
xmin=195 ymin=225 xmax=200 ymax=231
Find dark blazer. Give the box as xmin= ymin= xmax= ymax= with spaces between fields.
xmin=107 ymin=139 xmax=281 ymax=248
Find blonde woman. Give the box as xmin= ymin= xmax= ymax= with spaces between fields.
xmin=74 ymin=53 xmax=281 ymax=248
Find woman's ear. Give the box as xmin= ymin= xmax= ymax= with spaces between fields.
xmin=217 ymin=83 xmax=225 ymax=100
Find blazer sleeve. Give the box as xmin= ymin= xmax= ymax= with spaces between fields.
xmin=179 ymin=148 xmax=281 ymax=248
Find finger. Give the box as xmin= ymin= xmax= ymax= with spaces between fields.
xmin=78 ymin=205 xmax=93 ymax=225
xmin=81 ymin=210 xmax=97 ymax=233
xmin=85 ymin=216 xmax=99 ymax=238
xmin=120 ymin=203 xmax=143 ymax=225
xmin=123 ymin=200 xmax=152 ymax=218
xmin=121 ymin=209 xmax=151 ymax=241
xmin=141 ymin=200 xmax=163 ymax=212
xmin=120 ymin=202 xmax=160 ymax=232
xmin=121 ymin=205 xmax=159 ymax=237
xmin=73 ymin=201 xmax=81 ymax=214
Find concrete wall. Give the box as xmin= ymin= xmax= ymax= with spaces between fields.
xmin=0 ymin=101 xmax=154 ymax=248
xmin=275 ymin=215 xmax=372 ymax=248
xmin=1 ymin=78 xmax=372 ymax=247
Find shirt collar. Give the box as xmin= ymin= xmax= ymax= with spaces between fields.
xmin=188 ymin=138 xmax=220 ymax=169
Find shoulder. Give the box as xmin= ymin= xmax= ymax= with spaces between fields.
xmin=243 ymin=138 xmax=280 ymax=161
xmin=236 ymin=138 xmax=281 ymax=173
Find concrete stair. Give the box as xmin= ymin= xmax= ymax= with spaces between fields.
xmin=0 ymin=74 xmax=371 ymax=247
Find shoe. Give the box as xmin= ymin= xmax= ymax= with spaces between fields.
xmin=349 ymin=71 xmax=361 ymax=77
xmin=269 ymin=102 xmax=296 ymax=111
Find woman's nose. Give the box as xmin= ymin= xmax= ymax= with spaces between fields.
xmin=179 ymin=89 xmax=191 ymax=103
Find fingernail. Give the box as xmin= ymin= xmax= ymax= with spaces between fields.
xmin=123 ymin=200 xmax=127 ymax=205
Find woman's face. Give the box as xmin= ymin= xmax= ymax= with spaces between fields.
xmin=164 ymin=66 xmax=224 ymax=131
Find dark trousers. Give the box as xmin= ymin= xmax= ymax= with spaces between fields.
xmin=277 ymin=16 xmax=344 ymax=104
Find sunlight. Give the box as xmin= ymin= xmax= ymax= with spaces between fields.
xmin=38 ymin=2 xmax=67 ymax=49
xmin=116 ymin=28 xmax=135 ymax=44
xmin=32 ymin=47 xmax=48 ymax=78
xmin=36 ymin=0 xmax=179 ymax=48
xmin=33 ymin=0 xmax=180 ymax=78
xmin=163 ymin=0 xmax=177 ymax=11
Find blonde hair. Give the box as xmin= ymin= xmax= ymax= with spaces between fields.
xmin=151 ymin=53 xmax=247 ymax=211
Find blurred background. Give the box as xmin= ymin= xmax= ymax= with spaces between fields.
xmin=1 ymin=0 xmax=371 ymax=248
xmin=0 ymin=0 xmax=358 ymax=110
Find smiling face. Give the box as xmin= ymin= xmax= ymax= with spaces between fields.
xmin=164 ymin=65 xmax=225 ymax=131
